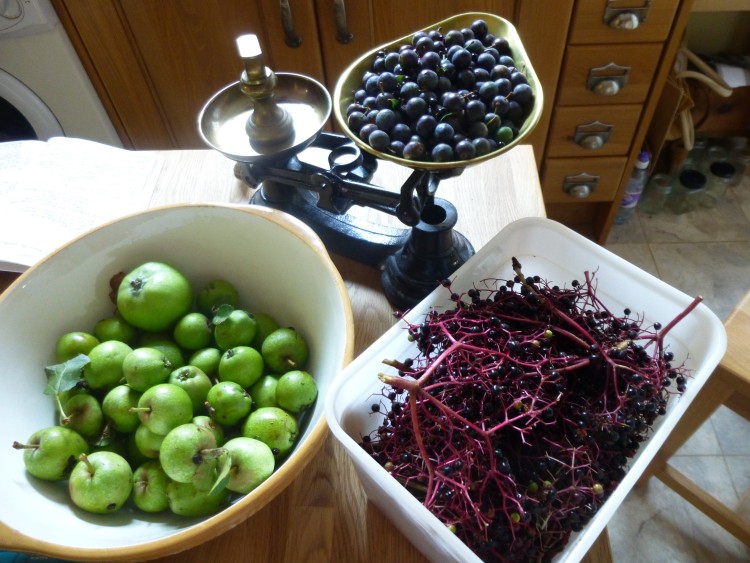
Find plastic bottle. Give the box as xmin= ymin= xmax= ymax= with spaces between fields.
xmin=614 ymin=150 xmax=651 ymax=224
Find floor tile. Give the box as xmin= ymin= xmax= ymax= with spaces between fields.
xmin=710 ymin=406 xmax=750 ymax=456
xmin=676 ymin=417 xmax=723 ymax=456
xmin=603 ymin=162 xmax=750 ymax=561
xmin=603 ymin=242 xmax=659 ymax=277
xmin=728 ymin=175 xmax=750 ymax=222
xmin=648 ymin=242 xmax=750 ymax=321
xmin=638 ymin=195 xmax=750 ymax=244
xmin=724 ymin=455 xmax=750 ymax=515
xmin=609 ymin=478 xmax=750 ymax=562
xmin=668 ymin=455 xmax=739 ymax=507
xmin=608 ymin=213 xmax=648 ymax=244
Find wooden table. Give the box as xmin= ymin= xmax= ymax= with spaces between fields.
xmin=0 ymin=145 xmax=611 ymax=561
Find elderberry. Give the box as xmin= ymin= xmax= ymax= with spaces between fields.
xmin=360 ymin=260 xmax=697 ymax=563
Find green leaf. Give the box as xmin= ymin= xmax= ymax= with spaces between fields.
xmin=44 ymin=354 xmax=89 ymax=396
xmin=212 ymin=303 xmax=235 ymax=325
xmin=92 ymin=425 xmax=115 ymax=448
xmin=209 ymin=450 xmax=232 ymax=495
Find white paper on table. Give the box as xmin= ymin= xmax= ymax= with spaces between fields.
xmin=0 ymin=137 xmax=163 ymax=272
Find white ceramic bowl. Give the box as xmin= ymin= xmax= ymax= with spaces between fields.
xmin=0 ymin=203 xmax=354 ymax=560
xmin=326 ymin=217 xmax=726 ymax=562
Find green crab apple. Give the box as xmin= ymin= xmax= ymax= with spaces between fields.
xmin=130 ymin=383 xmax=193 ymax=436
xmin=83 ymin=340 xmax=133 ymax=391
xmin=131 ymin=460 xmax=170 ymax=513
xmin=223 ymin=437 xmax=275 ymax=494
xmin=249 ymin=375 xmax=280 ymax=409
xmin=138 ymin=333 xmax=186 ymax=369
xmin=123 ymin=347 xmax=173 ymax=392
xmin=218 ymin=345 xmax=264 ymax=388
xmin=261 ymin=327 xmax=309 ymax=373
xmin=249 ymin=311 xmax=280 ymax=350
xmin=69 ymin=451 xmax=133 ymax=513
xmin=93 ymin=314 xmax=138 ymax=346
xmin=55 ymin=331 xmax=99 ymax=363
xmin=205 ymin=381 xmax=252 ymax=426
xmin=242 ymin=407 xmax=299 ymax=460
xmin=275 ymin=370 xmax=318 ymax=413
xmin=168 ymin=365 xmax=213 ymax=412
xmin=102 ymin=384 xmax=142 ymax=433
xmin=134 ymin=423 xmax=165 ymax=459
xmin=159 ymin=423 xmax=224 ymax=485
xmin=173 ymin=312 xmax=213 ymax=351
xmin=188 ymin=347 xmax=222 ymax=378
xmin=193 ymin=415 xmax=225 ymax=446
xmin=167 ymin=479 xmax=229 ymax=517
xmin=196 ymin=279 xmax=239 ymax=316
xmin=60 ymin=393 xmax=105 ymax=440
xmin=117 ymin=261 xmax=193 ymax=332
xmin=13 ymin=426 xmax=89 ymax=481
xmin=213 ymin=309 xmax=257 ymax=350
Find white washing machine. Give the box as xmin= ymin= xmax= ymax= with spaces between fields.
xmin=0 ymin=0 xmax=121 ymax=145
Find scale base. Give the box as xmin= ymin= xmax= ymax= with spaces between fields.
xmin=250 ymin=181 xmax=411 ymax=266
xmin=381 ymin=201 xmax=474 ymax=310
xmin=249 ymin=183 xmax=473 ymax=310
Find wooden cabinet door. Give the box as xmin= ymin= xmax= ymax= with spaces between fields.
xmin=52 ymin=0 xmax=325 ymax=149
xmin=313 ymin=1 xmax=517 ymax=94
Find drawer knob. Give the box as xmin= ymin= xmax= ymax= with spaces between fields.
xmin=594 ymin=79 xmax=620 ymax=96
xmin=588 ymin=63 xmax=631 ymax=96
xmin=604 ymin=0 xmax=652 ymax=30
xmin=579 ymin=135 xmax=605 ymax=149
xmin=574 ymin=121 xmax=613 ymax=149
xmin=564 ymin=173 xmax=599 ymax=199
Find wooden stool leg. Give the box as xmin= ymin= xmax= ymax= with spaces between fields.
xmin=582 ymin=527 xmax=613 ymax=563
xmin=656 ymin=462 xmax=750 ymax=545
xmin=639 ymin=288 xmax=750 ymax=546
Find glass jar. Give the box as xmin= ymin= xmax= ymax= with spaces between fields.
xmin=668 ymin=137 xmax=708 ymax=178
xmin=729 ymin=145 xmax=750 ymax=182
xmin=682 ymin=137 xmax=708 ymax=173
xmin=639 ymin=173 xmax=673 ymax=215
xmin=705 ymin=160 xmax=737 ymax=207
xmin=706 ymin=141 xmax=729 ymax=163
xmin=668 ymin=169 xmax=707 ymax=214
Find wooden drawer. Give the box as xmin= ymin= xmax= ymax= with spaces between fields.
xmin=546 ymin=104 xmax=642 ymax=158
xmin=557 ymin=43 xmax=663 ymax=106
xmin=542 ymin=156 xmax=628 ymax=202
xmin=568 ymin=0 xmax=681 ymax=45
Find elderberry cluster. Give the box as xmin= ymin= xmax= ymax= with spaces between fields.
xmin=361 ymin=261 xmax=695 ymax=562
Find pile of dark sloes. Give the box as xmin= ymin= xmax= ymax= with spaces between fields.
xmin=344 ymin=18 xmax=535 ymax=164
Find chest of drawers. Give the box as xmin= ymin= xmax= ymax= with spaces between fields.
xmin=540 ymin=0 xmax=692 ymax=242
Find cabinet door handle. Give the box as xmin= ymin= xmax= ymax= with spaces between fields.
xmin=333 ymin=0 xmax=354 ymax=44
xmin=279 ymin=0 xmax=302 ymax=48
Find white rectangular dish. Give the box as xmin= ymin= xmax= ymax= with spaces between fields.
xmin=325 ymin=216 xmax=727 ymax=562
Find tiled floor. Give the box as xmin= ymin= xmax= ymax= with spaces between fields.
xmin=603 ymin=171 xmax=750 ymax=562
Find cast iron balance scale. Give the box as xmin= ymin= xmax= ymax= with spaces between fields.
xmin=198 ymin=14 xmax=542 ymax=310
